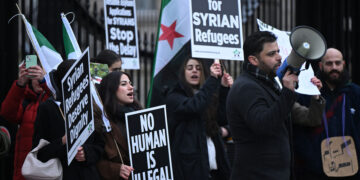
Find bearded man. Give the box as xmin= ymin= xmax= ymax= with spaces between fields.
xmin=293 ymin=48 xmax=360 ymax=179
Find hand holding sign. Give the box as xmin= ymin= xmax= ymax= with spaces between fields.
xmin=75 ymin=146 xmax=85 ymax=162
xmin=210 ymin=61 xmax=222 ymax=78
xmin=120 ymin=164 xmax=134 ymax=180
xmin=221 ymin=73 xmax=233 ymax=87
xmin=62 ymin=134 xmax=66 ymax=145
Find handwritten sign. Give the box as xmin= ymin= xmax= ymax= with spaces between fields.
xmin=321 ymin=136 xmax=358 ymax=177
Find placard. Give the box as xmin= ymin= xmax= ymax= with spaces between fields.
xmin=125 ymin=105 xmax=173 ymax=180
xmin=321 ymin=136 xmax=358 ymax=177
xmin=104 ymin=0 xmax=140 ymax=69
xmin=190 ymin=0 xmax=244 ymax=60
xmin=61 ymin=48 xmax=94 ymax=165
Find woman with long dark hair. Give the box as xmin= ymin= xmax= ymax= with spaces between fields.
xmin=166 ymin=57 xmax=233 ymax=180
xmin=97 ymin=71 xmax=141 ymax=180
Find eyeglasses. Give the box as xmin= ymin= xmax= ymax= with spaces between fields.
xmin=185 ymin=64 xmax=201 ymax=71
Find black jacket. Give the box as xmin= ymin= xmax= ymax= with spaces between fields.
xmin=166 ymin=76 xmax=231 ymax=180
xmin=32 ymin=99 xmax=104 ymax=180
xmin=226 ymin=72 xmax=297 ymax=180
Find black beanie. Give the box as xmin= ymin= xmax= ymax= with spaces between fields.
xmin=91 ymin=49 xmax=121 ymax=67
xmin=53 ymin=60 xmax=76 ymax=100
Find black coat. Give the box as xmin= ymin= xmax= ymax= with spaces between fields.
xmin=32 ymin=99 xmax=104 ymax=180
xmin=226 ymin=72 xmax=297 ymax=180
xmin=166 ymin=76 xmax=231 ymax=180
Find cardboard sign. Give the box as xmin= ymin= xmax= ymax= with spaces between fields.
xmin=190 ymin=0 xmax=244 ymax=60
xmin=125 ymin=105 xmax=173 ymax=180
xmin=321 ymin=136 xmax=358 ymax=177
xmin=104 ymin=0 xmax=140 ymax=69
xmin=61 ymin=48 xmax=95 ymax=165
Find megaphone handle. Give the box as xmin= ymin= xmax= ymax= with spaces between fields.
xmin=283 ymin=66 xmax=300 ymax=89
xmin=305 ymin=61 xmax=310 ymax=70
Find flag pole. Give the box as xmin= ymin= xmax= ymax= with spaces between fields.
xmin=15 ymin=3 xmax=46 ymax=73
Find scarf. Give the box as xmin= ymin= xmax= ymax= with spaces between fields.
xmin=243 ymin=61 xmax=281 ymax=94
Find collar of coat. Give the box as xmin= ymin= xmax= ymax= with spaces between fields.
xmin=243 ymin=61 xmax=281 ymax=94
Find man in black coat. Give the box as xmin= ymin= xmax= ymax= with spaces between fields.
xmin=226 ymin=31 xmax=299 ymax=180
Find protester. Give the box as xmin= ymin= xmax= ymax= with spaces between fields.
xmin=0 ymin=125 xmax=11 ymax=180
xmin=294 ymin=48 xmax=360 ymax=179
xmin=226 ymin=31 xmax=325 ymax=180
xmin=92 ymin=49 xmax=122 ymax=72
xmin=165 ymin=57 xmax=232 ymax=180
xmin=0 ymin=115 xmax=17 ymax=180
xmin=97 ymin=71 xmax=142 ymax=180
xmin=0 ymin=63 xmax=51 ymax=180
xmin=0 ymin=126 xmax=10 ymax=157
xmin=32 ymin=60 xmax=104 ymax=179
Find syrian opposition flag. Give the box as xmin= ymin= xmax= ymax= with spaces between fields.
xmin=21 ymin=15 xmax=62 ymax=96
xmin=61 ymin=13 xmax=82 ymax=60
xmin=61 ymin=12 xmax=112 ymax=132
xmin=147 ymin=0 xmax=191 ymax=107
xmin=21 ymin=15 xmax=63 ymax=73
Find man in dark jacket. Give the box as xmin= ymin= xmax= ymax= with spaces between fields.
xmin=226 ymin=31 xmax=307 ymax=180
xmin=293 ymin=48 xmax=360 ymax=179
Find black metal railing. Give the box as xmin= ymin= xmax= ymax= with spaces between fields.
xmin=5 ymin=0 xmax=295 ymax=106
xmin=296 ymin=0 xmax=359 ymax=84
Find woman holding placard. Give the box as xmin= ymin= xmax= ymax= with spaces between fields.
xmin=32 ymin=60 xmax=104 ymax=180
xmin=165 ymin=57 xmax=232 ymax=180
xmin=97 ymin=71 xmax=142 ymax=180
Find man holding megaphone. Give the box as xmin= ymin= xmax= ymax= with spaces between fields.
xmin=276 ymin=26 xmax=327 ymax=89
xmin=226 ymin=31 xmax=325 ymax=180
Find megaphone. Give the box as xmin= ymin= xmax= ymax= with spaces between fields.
xmin=276 ymin=26 xmax=327 ymax=84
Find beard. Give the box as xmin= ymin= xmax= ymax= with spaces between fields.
xmin=258 ymin=59 xmax=280 ymax=78
xmin=319 ymin=68 xmax=349 ymax=87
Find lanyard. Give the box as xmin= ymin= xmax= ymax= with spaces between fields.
xmin=322 ymin=94 xmax=351 ymax=156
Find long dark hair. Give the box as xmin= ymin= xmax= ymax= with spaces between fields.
xmin=179 ymin=58 xmax=220 ymax=138
xmin=178 ymin=57 xmax=206 ymax=97
xmin=98 ymin=71 xmax=141 ymax=122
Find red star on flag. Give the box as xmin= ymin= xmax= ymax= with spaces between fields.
xmin=159 ymin=21 xmax=184 ymax=49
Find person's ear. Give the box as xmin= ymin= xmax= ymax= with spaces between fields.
xmin=341 ymin=60 xmax=346 ymax=66
xmin=248 ymin=55 xmax=259 ymax=66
